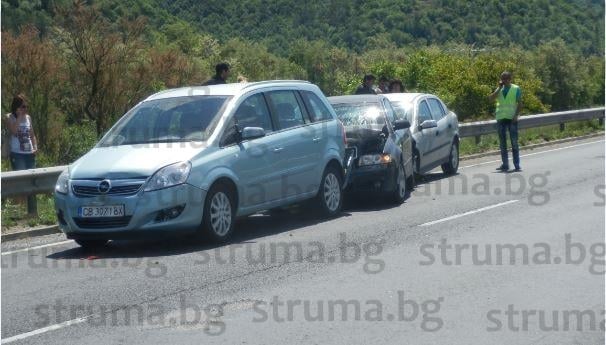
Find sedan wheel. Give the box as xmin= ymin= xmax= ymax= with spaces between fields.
xmin=441 ymin=141 xmax=459 ymax=175
xmin=391 ymin=162 xmax=407 ymax=204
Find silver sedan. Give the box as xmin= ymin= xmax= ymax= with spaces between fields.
xmin=384 ymin=93 xmax=459 ymax=176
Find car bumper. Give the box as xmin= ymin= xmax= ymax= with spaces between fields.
xmin=54 ymin=183 xmax=206 ymax=240
xmin=346 ymin=163 xmax=397 ymax=194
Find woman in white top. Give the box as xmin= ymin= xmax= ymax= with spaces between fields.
xmin=7 ymin=94 xmax=38 ymax=170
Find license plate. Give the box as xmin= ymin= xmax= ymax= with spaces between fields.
xmin=78 ymin=205 xmax=125 ymax=218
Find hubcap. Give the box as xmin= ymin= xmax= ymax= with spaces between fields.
xmin=451 ymin=144 xmax=458 ymax=169
xmin=323 ymin=173 xmax=341 ymax=212
xmin=397 ymin=164 xmax=406 ymax=198
xmin=210 ymin=192 xmax=232 ymax=236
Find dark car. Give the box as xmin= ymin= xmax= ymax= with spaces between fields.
xmin=328 ymin=95 xmax=414 ymax=203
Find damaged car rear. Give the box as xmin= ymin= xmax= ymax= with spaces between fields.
xmin=328 ymin=95 xmax=414 ymax=204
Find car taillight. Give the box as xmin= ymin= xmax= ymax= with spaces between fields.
xmin=339 ymin=121 xmax=347 ymax=146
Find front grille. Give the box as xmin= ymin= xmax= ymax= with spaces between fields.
xmin=72 ymin=183 xmax=142 ymax=197
xmin=73 ymin=216 xmax=132 ymax=229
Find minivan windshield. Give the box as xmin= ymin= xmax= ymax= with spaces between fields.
xmin=98 ymin=95 xmax=231 ymax=147
xmin=331 ymin=103 xmax=385 ymax=127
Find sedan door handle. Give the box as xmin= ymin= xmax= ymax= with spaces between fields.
xmin=312 ymin=137 xmax=321 ymax=143
xmin=273 ymin=147 xmax=284 ymax=153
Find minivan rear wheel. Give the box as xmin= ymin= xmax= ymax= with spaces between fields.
xmin=315 ymin=165 xmax=343 ymax=217
xmin=201 ymin=183 xmax=236 ymax=243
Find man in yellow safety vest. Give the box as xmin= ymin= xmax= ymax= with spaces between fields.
xmin=488 ymin=71 xmax=523 ymax=172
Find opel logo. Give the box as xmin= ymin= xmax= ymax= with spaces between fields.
xmin=98 ymin=179 xmax=111 ymax=194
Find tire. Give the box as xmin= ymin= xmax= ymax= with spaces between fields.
xmin=441 ymin=140 xmax=459 ymax=175
xmin=390 ymin=160 xmax=407 ymax=204
xmin=201 ymin=182 xmax=236 ymax=243
xmin=413 ymin=148 xmax=423 ymax=180
xmin=315 ymin=165 xmax=343 ymax=217
xmin=75 ymin=239 xmax=108 ymax=249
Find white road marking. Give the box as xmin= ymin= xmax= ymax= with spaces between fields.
xmin=419 ymin=199 xmax=519 ymax=226
xmin=1 ymin=314 xmax=93 ymax=344
xmin=1 ymin=240 xmax=74 ymax=256
xmin=460 ymin=139 xmax=604 ymax=169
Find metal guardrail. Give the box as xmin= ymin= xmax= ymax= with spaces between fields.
xmin=459 ymin=107 xmax=604 ymax=141
xmin=1 ymin=107 xmax=604 ymax=209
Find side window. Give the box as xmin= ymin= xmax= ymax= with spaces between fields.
xmin=418 ymin=100 xmax=432 ymax=123
xmin=300 ymin=91 xmax=332 ymax=122
xmin=382 ymin=99 xmax=396 ymax=124
xmin=221 ymin=93 xmax=272 ymax=146
xmin=265 ymin=91 xmax=306 ymax=130
xmin=428 ymin=98 xmax=446 ymax=120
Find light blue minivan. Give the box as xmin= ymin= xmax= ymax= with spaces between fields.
xmin=54 ymin=81 xmax=347 ymax=248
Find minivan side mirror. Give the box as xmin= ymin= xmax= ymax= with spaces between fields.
xmin=241 ymin=127 xmax=265 ymax=141
xmin=419 ymin=119 xmax=437 ymax=130
xmin=393 ymin=119 xmax=411 ymax=130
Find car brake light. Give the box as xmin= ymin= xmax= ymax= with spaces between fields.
xmin=339 ymin=121 xmax=347 ymax=146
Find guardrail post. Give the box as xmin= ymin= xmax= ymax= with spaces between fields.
xmin=27 ymin=195 xmax=37 ymax=216
xmin=599 ymin=117 xmax=604 ymax=126
xmin=559 ymin=123 xmax=565 ymax=132
xmin=475 ymin=135 xmax=481 ymax=145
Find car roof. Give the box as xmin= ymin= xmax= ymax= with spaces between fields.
xmin=327 ymin=95 xmax=386 ymax=104
xmin=382 ymin=93 xmax=429 ymax=103
xmin=143 ymin=80 xmax=313 ymax=101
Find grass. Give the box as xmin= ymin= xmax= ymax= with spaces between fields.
xmin=0 ymin=119 xmax=603 ymax=232
xmin=1 ymin=194 xmax=57 ymax=232
xmin=459 ymin=119 xmax=604 ymax=156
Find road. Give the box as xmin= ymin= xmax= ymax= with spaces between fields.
xmin=2 ymin=137 xmax=604 ymax=345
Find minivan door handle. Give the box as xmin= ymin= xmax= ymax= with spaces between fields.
xmin=273 ymin=147 xmax=284 ymax=153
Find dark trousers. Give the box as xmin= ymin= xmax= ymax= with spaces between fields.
xmin=9 ymin=152 xmax=37 ymax=214
xmin=496 ymin=119 xmax=520 ymax=169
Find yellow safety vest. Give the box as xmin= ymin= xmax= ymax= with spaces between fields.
xmin=495 ymin=84 xmax=520 ymax=120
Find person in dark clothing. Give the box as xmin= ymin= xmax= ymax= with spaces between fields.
xmin=378 ymin=76 xmax=389 ymax=93
xmin=202 ymin=63 xmax=231 ymax=86
xmin=354 ymin=74 xmax=377 ymax=95
xmin=389 ymin=79 xmax=405 ymax=93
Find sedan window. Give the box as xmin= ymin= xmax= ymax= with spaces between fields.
xmin=428 ymin=98 xmax=446 ymax=120
xmin=418 ymin=100 xmax=432 ymax=123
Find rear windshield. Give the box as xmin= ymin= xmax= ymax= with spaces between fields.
xmin=331 ymin=103 xmax=385 ymax=127
xmin=99 ymin=96 xmax=231 ymax=147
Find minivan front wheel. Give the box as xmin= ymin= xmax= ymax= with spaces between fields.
xmin=201 ymin=183 xmax=236 ymax=242
xmin=315 ymin=165 xmax=343 ymax=217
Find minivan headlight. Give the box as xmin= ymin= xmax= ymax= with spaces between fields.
xmin=358 ymin=154 xmax=392 ymax=166
xmin=144 ymin=161 xmax=192 ymax=192
xmin=55 ymin=170 xmax=69 ymax=194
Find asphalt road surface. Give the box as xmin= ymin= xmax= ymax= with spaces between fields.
xmin=2 ymin=137 xmax=604 ymax=345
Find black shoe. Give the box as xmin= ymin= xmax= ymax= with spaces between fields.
xmin=514 ymin=166 xmax=522 ymax=172
xmin=496 ymin=165 xmax=509 ymax=171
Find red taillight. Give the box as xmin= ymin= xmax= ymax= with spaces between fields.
xmin=339 ymin=120 xmax=347 ymax=146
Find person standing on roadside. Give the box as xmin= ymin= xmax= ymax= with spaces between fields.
xmin=488 ymin=71 xmax=522 ymax=172
xmin=355 ymin=74 xmax=377 ymax=95
xmin=202 ymin=63 xmax=231 ymax=85
xmin=7 ymin=94 xmax=37 ymax=171
xmin=7 ymin=94 xmax=38 ymax=214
